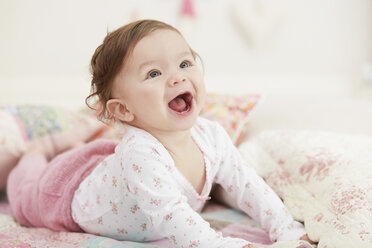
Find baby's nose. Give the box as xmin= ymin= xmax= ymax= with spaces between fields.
xmin=169 ymin=73 xmax=187 ymax=86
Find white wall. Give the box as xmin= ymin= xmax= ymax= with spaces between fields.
xmin=0 ymin=0 xmax=371 ymax=108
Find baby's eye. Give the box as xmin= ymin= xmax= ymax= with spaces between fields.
xmin=179 ymin=61 xmax=191 ymax=69
xmin=147 ymin=70 xmax=161 ymax=79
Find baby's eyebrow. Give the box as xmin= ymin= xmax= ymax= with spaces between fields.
xmin=178 ymin=51 xmax=193 ymax=59
xmin=139 ymin=60 xmax=160 ymax=71
xmin=138 ymin=51 xmax=193 ymax=70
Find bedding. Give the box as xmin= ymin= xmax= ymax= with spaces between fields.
xmin=0 ymin=105 xmax=103 ymax=189
xmin=200 ymin=93 xmax=261 ymax=145
xmin=0 ymin=195 xmax=311 ymax=248
xmin=238 ymin=130 xmax=372 ymax=248
xmin=2 ymin=101 xmax=370 ymax=246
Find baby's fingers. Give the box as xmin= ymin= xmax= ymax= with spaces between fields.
xmin=300 ymin=234 xmax=316 ymax=245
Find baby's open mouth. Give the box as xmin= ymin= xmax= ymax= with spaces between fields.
xmin=168 ymin=92 xmax=193 ymax=113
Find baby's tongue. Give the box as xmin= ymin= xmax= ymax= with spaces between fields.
xmin=168 ymin=96 xmax=186 ymax=112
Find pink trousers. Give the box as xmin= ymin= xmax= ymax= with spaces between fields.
xmin=6 ymin=139 xmax=119 ymax=232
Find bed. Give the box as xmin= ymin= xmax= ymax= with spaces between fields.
xmin=0 ymin=93 xmax=371 ymax=248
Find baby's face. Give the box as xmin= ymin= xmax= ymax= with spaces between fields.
xmin=112 ymin=29 xmax=206 ymax=134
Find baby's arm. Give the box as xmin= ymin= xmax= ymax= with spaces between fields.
xmin=213 ymin=124 xmax=307 ymax=242
xmin=122 ymin=144 xmax=251 ymax=248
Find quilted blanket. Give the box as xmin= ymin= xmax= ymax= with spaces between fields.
xmin=0 ymin=196 xmax=311 ymax=248
xmin=239 ymin=130 xmax=372 ymax=248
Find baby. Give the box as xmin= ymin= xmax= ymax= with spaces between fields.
xmin=7 ymin=19 xmax=312 ymax=247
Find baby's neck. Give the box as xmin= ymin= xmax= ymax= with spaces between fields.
xmin=151 ymin=130 xmax=194 ymax=155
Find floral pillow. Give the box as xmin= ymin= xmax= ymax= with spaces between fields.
xmin=0 ymin=105 xmax=101 ymax=145
xmin=0 ymin=105 xmax=103 ymax=190
xmin=0 ymin=105 xmax=72 ymax=166
xmin=2 ymin=105 xmax=71 ymax=141
xmin=200 ymin=93 xmax=261 ymax=145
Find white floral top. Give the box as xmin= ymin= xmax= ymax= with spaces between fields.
xmin=71 ymin=117 xmax=306 ymax=247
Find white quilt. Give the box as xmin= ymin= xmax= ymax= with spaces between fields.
xmin=239 ymin=130 xmax=372 ymax=248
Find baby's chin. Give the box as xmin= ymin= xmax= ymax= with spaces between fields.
xmin=172 ymin=115 xmax=199 ymax=129
xmin=129 ymin=116 xmax=197 ymax=134
xmin=166 ymin=113 xmax=199 ymax=132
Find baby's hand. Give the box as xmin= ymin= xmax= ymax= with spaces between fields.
xmin=300 ymin=234 xmax=316 ymax=245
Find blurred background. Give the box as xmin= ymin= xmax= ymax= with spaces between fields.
xmin=0 ymin=0 xmax=372 ymax=108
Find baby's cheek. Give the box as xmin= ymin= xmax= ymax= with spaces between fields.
xmin=197 ymin=80 xmax=207 ymax=105
xmin=142 ymin=88 xmax=163 ymax=106
xmin=142 ymin=88 xmax=160 ymax=98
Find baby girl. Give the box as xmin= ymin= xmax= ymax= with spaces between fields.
xmin=7 ymin=19 xmax=313 ymax=247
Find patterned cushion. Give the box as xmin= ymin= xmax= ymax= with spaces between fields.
xmin=2 ymin=105 xmax=67 ymax=140
xmin=200 ymin=93 xmax=261 ymax=145
xmin=0 ymin=105 xmax=101 ymax=187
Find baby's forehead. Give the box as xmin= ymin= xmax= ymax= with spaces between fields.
xmin=127 ymin=30 xmax=191 ymax=63
xmin=133 ymin=29 xmax=187 ymax=51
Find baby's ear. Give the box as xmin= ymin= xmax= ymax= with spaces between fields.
xmin=106 ymin=99 xmax=134 ymax=122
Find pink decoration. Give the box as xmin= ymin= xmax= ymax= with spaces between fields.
xmin=181 ymin=0 xmax=195 ymax=17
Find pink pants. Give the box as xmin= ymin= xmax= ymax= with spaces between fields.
xmin=6 ymin=139 xmax=119 ymax=232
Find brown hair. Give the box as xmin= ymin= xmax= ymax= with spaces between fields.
xmin=86 ymin=19 xmax=199 ymax=122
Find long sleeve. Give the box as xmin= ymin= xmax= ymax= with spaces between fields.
xmin=121 ymin=143 xmax=250 ymax=248
xmin=213 ymin=123 xmax=306 ymax=242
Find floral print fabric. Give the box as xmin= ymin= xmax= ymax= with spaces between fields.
xmin=200 ymin=93 xmax=260 ymax=145
xmin=239 ymin=130 xmax=372 ymax=248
